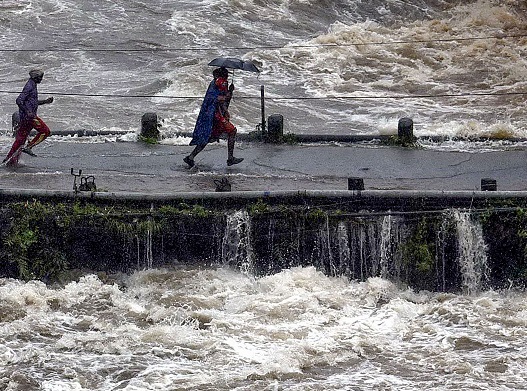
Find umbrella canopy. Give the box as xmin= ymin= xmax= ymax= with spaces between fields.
xmin=208 ymin=57 xmax=260 ymax=73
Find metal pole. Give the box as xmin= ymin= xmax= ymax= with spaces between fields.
xmin=260 ymin=85 xmax=266 ymax=134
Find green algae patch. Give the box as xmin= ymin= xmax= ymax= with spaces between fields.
xmin=0 ymin=200 xmax=221 ymax=281
xmin=2 ymin=201 xmax=69 ymax=281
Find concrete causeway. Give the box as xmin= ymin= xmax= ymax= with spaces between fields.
xmin=1 ymin=139 xmax=527 ymax=195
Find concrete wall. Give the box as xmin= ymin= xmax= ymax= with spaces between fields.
xmin=1 ymin=190 xmax=526 ymax=292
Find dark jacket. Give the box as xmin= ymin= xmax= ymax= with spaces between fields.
xmin=16 ymin=78 xmax=38 ymax=123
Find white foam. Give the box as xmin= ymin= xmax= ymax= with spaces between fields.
xmin=2 ymin=266 xmax=527 ymax=389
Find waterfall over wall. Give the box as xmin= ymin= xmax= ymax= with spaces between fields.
xmin=221 ymin=208 xmax=491 ymax=292
xmin=0 ymin=196 xmax=523 ymax=292
xmin=222 ymin=210 xmax=254 ymax=275
xmin=452 ymin=210 xmax=489 ymax=294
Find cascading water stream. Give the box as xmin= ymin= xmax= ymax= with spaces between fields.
xmin=316 ymin=213 xmax=407 ymax=280
xmin=145 ymin=217 xmax=154 ymax=270
xmin=337 ymin=221 xmax=351 ymax=276
xmin=379 ymin=214 xmax=393 ymax=279
xmin=221 ymin=210 xmax=254 ymax=275
xmin=135 ymin=217 xmax=155 ymax=271
xmin=452 ymin=210 xmax=489 ymax=294
xmin=215 ymin=208 xmax=489 ymax=295
xmin=436 ymin=216 xmax=451 ymax=292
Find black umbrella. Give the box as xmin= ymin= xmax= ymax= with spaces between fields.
xmin=208 ymin=57 xmax=260 ymax=73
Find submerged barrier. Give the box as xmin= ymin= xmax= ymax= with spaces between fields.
xmin=1 ymin=188 xmax=527 ymax=293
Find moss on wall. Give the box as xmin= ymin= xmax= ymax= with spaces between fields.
xmin=479 ymin=208 xmax=527 ymax=289
xmin=0 ymin=200 xmax=222 ymax=281
xmin=400 ymin=217 xmax=437 ymax=291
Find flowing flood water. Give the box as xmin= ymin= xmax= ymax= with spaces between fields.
xmin=0 ymin=0 xmax=525 ymax=139
xmin=1 ymin=267 xmax=526 ymax=390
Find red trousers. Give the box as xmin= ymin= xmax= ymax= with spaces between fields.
xmin=5 ymin=116 xmax=51 ymax=161
xmin=211 ymin=110 xmax=236 ymax=140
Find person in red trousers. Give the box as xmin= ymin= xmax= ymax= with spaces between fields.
xmin=3 ymin=69 xmax=54 ymax=165
xmin=184 ymin=67 xmax=243 ymax=168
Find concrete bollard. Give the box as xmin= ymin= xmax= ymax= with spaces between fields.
xmin=398 ymin=117 xmax=414 ymax=144
xmin=141 ymin=112 xmax=160 ymax=140
xmin=267 ymin=114 xmax=283 ymax=143
xmin=348 ymin=177 xmax=364 ymax=191
xmin=481 ymin=178 xmax=497 ymax=191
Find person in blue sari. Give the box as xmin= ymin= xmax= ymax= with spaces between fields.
xmin=184 ymin=67 xmax=243 ymax=168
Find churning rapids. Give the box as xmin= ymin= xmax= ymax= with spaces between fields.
xmin=1 ymin=267 xmax=527 ymax=390
xmin=0 ymin=0 xmax=525 ymax=141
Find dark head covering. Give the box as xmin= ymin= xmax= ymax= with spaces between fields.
xmin=213 ymin=67 xmax=229 ymax=79
xmin=219 ymin=67 xmax=229 ymax=78
xmin=213 ymin=68 xmax=222 ymax=79
xmin=29 ymin=69 xmax=44 ymax=79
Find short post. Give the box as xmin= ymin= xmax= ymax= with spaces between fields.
xmin=267 ymin=114 xmax=283 ymax=143
xmin=398 ymin=117 xmax=414 ymax=145
xmin=348 ymin=177 xmax=364 ymax=191
xmin=141 ymin=112 xmax=160 ymax=141
xmin=260 ymin=85 xmax=266 ymax=134
xmin=481 ymin=178 xmax=497 ymax=191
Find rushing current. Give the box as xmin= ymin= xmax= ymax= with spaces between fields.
xmin=0 ymin=0 xmax=525 ymax=139
xmin=1 ymin=1 xmax=527 ymax=389
xmin=1 ymin=268 xmax=526 ymax=390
